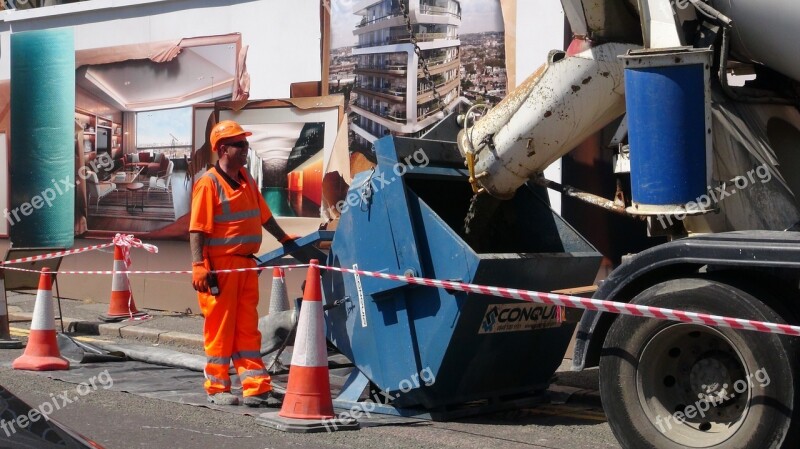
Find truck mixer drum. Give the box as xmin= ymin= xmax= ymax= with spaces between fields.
xmin=321 ymin=136 xmax=601 ymax=415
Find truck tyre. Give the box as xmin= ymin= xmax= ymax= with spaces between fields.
xmin=600 ymin=278 xmax=799 ymax=449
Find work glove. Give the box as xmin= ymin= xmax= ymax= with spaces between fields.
xmin=279 ymin=234 xmax=299 ymax=245
xmin=192 ymin=262 xmax=210 ymax=292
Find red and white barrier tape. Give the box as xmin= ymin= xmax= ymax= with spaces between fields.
xmin=0 ymin=263 xmax=311 ymax=276
xmin=112 ymin=233 xmax=159 ymax=268
xmin=319 ymin=264 xmax=800 ymax=337
xmin=0 ymin=241 xmax=115 ymax=265
xmin=0 ymin=233 xmax=158 ymax=267
xmin=111 ymin=234 xmax=158 ymax=319
xmin=3 ymin=243 xmax=800 ymax=337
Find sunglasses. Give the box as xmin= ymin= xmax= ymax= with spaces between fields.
xmin=226 ymin=140 xmax=250 ymax=150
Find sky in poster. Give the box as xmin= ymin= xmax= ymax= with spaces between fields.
xmin=137 ymin=107 xmax=192 ymax=146
xmin=331 ymin=0 xmax=505 ymax=49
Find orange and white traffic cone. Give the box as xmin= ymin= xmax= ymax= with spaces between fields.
xmin=264 ymin=267 xmax=292 ymax=372
xmin=268 ymin=267 xmax=290 ymax=315
xmin=12 ymin=268 xmax=69 ymax=371
xmin=256 ymin=260 xmax=358 ymax=432
xmin=280 ymin=261 xmax=333 ymax=420
xmin=99 ymin=245 xmax=148 ymax=322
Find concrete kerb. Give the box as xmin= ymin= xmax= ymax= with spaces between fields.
xmin=7 ymin=311 xmax=204 ymax=347
xmin=119 ymin=325 xmax=163 ymax=342
xmin=157 ymin=331 xmax=203 ymax=347
xmin=547 ymin=385 xmax=602 ymax=408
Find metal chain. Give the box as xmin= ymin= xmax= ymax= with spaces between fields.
xmin=398 ymin=1 xmax=444 ymax=114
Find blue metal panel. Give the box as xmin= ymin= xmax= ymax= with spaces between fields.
xmin=324 ymin=160 xmax=421 ymax=392
xmin=400 ymin=190 xmax=476 ymax=399
xmin=255 ymin=231 xmax=332 ymax=266
xmin=626 ymin=62 xmax=708 ymax=206
xmin=373 ymin=137 xmax=425 ymax=281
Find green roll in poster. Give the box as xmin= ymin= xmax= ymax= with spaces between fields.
xmin=10 ymin=28 xmax=75 ymax=248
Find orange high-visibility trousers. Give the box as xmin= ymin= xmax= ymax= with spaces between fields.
xmin=197 ymin=255 xmax=272 ymax=397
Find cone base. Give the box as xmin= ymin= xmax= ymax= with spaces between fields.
xmin=279 ymin=395 xmax=335 ymax=420
xmin=98 ymin=310 xmax=149 ymax=323
xmin=256 ymin=411 xmax=359 ymax=433
xmin=280 ymin=365 xmax=334 ymax=420
xmin=12 ymin=354 xmax=69 ymax=371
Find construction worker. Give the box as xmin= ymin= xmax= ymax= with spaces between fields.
xmin=190 ymin=120 xmax=297 ymax=407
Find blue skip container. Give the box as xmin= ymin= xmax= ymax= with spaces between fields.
xmin=622 ymin=47 xmax=713 ymax=216
xmin=324 ymin=137 xmax=601 ymax=417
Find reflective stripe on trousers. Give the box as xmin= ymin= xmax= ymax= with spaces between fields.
xmin=198 ymin=254 xmax=272 ymax=396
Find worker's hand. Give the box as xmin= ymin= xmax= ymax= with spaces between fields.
xmin=279 ymin=234 xmax=299 ymax=245
xmin=192 ymin=262 xmax=210 ymax=292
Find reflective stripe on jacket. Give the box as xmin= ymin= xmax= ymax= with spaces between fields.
xmin=189 ymin=167 xmax=271 ymax=257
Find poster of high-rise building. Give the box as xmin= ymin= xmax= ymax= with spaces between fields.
xmin=329 ymin=0 xmax=508 ymax=154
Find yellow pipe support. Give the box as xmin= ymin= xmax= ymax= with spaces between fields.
xmin=465 ymin=152 xmax=479 ymax=194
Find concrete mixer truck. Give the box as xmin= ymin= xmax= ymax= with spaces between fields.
xmin=454 ymin=0 xmax=800 ymax=448
xmin=259 ymin=1 xmax=800 ymax=447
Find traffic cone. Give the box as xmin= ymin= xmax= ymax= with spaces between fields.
xmin=280 ymin=261 xmax=333 ymax=420
xmin=269 ymin=267 xmax=290 ymax=314
xmin=99 ymin=245 xmax=148 ymax=322
xmin=263 ymin=267 xmax=292 ymax=372
xmin=13 ymin=268 xmax=69 ymax=371
xmin=256 ymin=260 xmax=358 ymax=432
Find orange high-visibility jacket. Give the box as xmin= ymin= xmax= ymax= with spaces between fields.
xmin=190 ymin=167 xmax=271 ymax=257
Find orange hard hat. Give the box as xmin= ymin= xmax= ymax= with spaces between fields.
xmin=210 ymin=120 xmax=252 ymax=152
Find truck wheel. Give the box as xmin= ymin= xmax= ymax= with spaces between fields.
xmin=600 ymin=278 xmax=798 ymax=448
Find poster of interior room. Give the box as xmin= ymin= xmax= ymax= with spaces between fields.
xmin=191 ymin=101 xmax=343 ymax=224
xmin=247 ymin=122 xmax=326 ymax=218
xmin=73 ymin=34 xmax=247 ymax=236
xmin=77 ymin=107 xmax=192 ymax=234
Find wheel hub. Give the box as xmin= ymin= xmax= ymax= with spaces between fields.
xmin=689 ymin=357 xmax=729 ymax=396
xmin=636 ymin=324 xmax=751 ymax=447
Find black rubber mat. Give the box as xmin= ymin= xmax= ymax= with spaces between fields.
xmin=8 ymin=341 xmax=420 ymax=427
